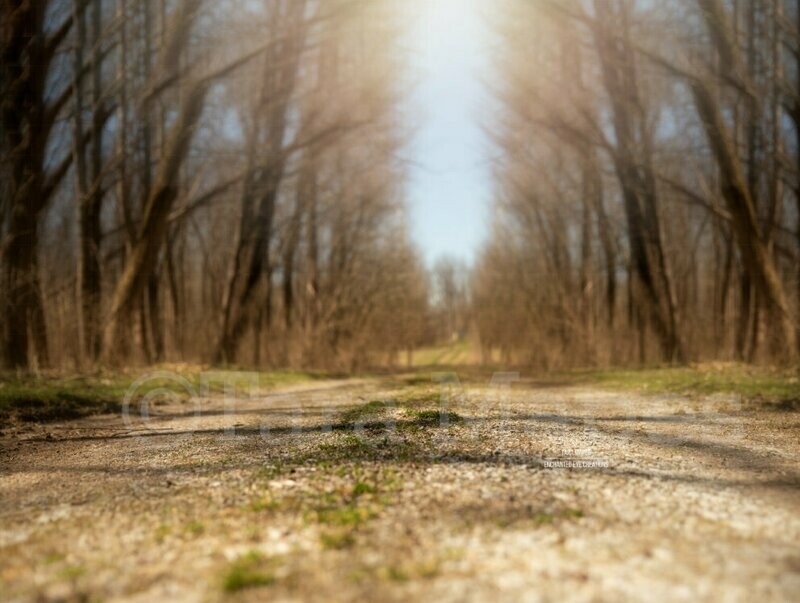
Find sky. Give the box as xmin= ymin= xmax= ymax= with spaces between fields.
xmin=404 ymin=0 xmax=493 ymax=268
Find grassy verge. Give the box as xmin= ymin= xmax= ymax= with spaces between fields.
xmin=411 ymin=340 xmax=475 ymax=367
xmin=561 ymin=364 xmax=799 ymax=406
xmin=198 ymin=368 xmax=333 ymax=393
xmin=0 ymin=367 xmax=332 ymax=427
xmin=0 ymin=375 xmax=133 ymax=425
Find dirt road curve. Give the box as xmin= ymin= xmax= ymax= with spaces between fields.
xmin=1 ymin=377 xmax=799 ymax=602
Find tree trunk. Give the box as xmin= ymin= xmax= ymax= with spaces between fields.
xmin=592 ymin=0 xmax=685 ymax=362
xmin=79 ymin=0 xmax=106 ymax=361
xmin=589 ymin=152 xmax=616 ymax=329
xmin=148 ymin=270 xmax=165 ymax=361
xmin=72 ymin=0 xmax=90 ymax=363
xmin=4 ymin=211 xmax=45 ymax=368
xmin=689 ymin=79 xmax=797 ymax=355
xmin=1 ymin=0 xmax=55 ymax=368
xmin=103 ymin=82 xmax=210 ymax=361
xmin=215 ymin=1 xmax=307 ymax=363
xmin=283 ymin=150 xmax=316 ymax=330
xmin=216 ymin=166 xmax=282 ymax=363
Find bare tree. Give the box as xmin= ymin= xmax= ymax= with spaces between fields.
xmin=1 ymin=0 xmax=430 ymax=371
xmin=476 ymin=0 xmax=798 ymax=366
xmin=1 ymin=0 xmax=77 ymax=368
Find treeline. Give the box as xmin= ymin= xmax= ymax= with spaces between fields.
xmin=475 ymin=0 xmax=800 ymax=367
xmin=0 ymin=0 xmax=431 ymax=371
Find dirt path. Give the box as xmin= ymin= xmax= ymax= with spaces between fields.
xmin=1 ymin=376 xmax=799 ymax=602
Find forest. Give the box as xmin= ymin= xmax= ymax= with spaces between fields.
xmin=1 ymin=1 xmax=799 ymax=602
xmin=475 ymin=0 xmax=800 ymax=368
xmin=2 ymin=0 xmax=430 ymax=372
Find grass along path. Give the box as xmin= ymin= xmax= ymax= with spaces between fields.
xmin=0 ymin=367 xmax=339 ymax=428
